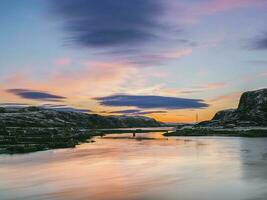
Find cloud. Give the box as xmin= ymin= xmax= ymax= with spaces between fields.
xmin=248 ymin=60 xmax=267 ymax=65
xmin=166 ymin=0 xmax=266 ymax=26
xmin=259 ymin=71 xmax=267 ymax=77
xmin=109 ymin=109 xmax=167 ymax=115
xmin=50 ymin=0 xmax=164 ymax=48
xmin=6 ymin=89 xmax=66 ymax=102
xmin=44 ymin=106 xmax=92 ymax=113
xmin=109 ymin=109 xmax=141 ymax=115
xmin=250 ymin=32 xmax=267 ymax=50
xmin=137 ymin=110 xmax=168 ymax=115
xmin=128 ymin=48 xmax=193 ymax=65
xmin=95 ymin=94 xmax=209 ymax=109
xmin=178 ymin=82 xmax=227 ymax=94
xmin=199 ymin=0 xmax=265 ymax=14
xmin=181 ymin=0 xmax=266 ymax=19
xmin=49 ymin=0 xmax=197 ymax=66
xmin=54 ymin=57 xmax=72 ymax=66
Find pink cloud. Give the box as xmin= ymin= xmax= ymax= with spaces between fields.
xmin=242 ymin=70 xmax=267 ymax=82
xmin=54 ymin=58 xmax=72 ymax=66
xmin=133 ymin=48 xmax=193 ymax=65
xmin=178 ymin=82 xmax=228 ymax=94
xmin=203 ymin=0 xmax=265 ymax=14
xmin=259 ymin=71 xmax=267 ymax=77
xmin=196 ymin=68 xmax=209 ymax=77
xmin=149 ymin=71 xmax=170 ymax=78
xmin=169 ymin=0 xmax=266 ymax=25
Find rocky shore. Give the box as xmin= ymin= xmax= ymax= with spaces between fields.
xmin=0 ymin=127 xmax=99 ymax=154
xmin=164 ymin=127 xmax=267 ymax=137
xmin=0 ymin=107 xmax=163 ymax=154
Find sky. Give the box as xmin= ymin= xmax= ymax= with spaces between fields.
xmin=0 ymin=0 xmax=267 ymax=123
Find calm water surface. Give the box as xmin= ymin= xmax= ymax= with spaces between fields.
xmin=0 ymin=131 xmax=267 ymax=200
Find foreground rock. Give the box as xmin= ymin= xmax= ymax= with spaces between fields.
xmin=0 ymin=107 xmax=163 ymax=153
xmin=0 ymin=127 xmax=99 ymax=154
xmin=166 ymin=88 xmax=267 ymax=137
xmin=199 ymin=88 xmax=267 ymax=127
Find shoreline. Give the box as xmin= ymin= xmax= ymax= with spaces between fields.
xmin=0 ymin=127 xmax=170 ymax=154
xmin=164 ymin=127 xmax=267 ymax=137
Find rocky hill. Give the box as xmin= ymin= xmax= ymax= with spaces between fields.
xmin=0 ymin=106 xmax=162 ymax=128
xmin=199 ymin=88 xmax=267 ymax=127
xmin=0 ymin=107 xmax=163 ymax=153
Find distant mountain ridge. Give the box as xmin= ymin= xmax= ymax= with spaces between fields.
xmin=199 ymin=88 xmax=267 ymax=127
xmin=0 ymin=106 xmax=162 ymax=128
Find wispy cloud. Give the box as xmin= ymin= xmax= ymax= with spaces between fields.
xmin=129 ymin=48 xmax=193 ymax=65
xmin=259 ymin=71 xmax=267 ymax=77
xmin=95 ymin=94 xmax=209 ymax=109
xmin=248 ymin=60 xmax=267 ymax=65
xmin=179 ymin=0 xmax=266 ymax=22
xmin=197 ymin=0 xmax=265 ymax=14
xmin=250 ymin=32 xmax=267 ymax=50
xmin=109 ymin=109 xmax=167 ymax=115
xmin=178 ymin=82 xmax=227 ymax=94
xmin=42 ymin=104 xmax=92 ymax=113
xmin=54 ymin=57 xmax=72 ymax=66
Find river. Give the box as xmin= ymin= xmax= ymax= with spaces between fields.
xmin=0 ymin=130 xmax=267 ymax=200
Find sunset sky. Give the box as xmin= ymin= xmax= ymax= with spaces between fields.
xmin=0 ymin=0 xmax=267 ymax=122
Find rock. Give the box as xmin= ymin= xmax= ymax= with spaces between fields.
xmin=199 ymin=88 xmax=267 ymax=127
xmin=212 ymin=109 xmax=237 ymax=121
xmin=237 ymin=89 xmax=267 ymax=125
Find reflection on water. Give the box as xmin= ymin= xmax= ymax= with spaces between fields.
xmin=0 ymin=132 xmax=267 ymax=200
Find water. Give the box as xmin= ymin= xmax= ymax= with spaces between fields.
xmin=0 ymin=131 xmax=267 ymax=200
